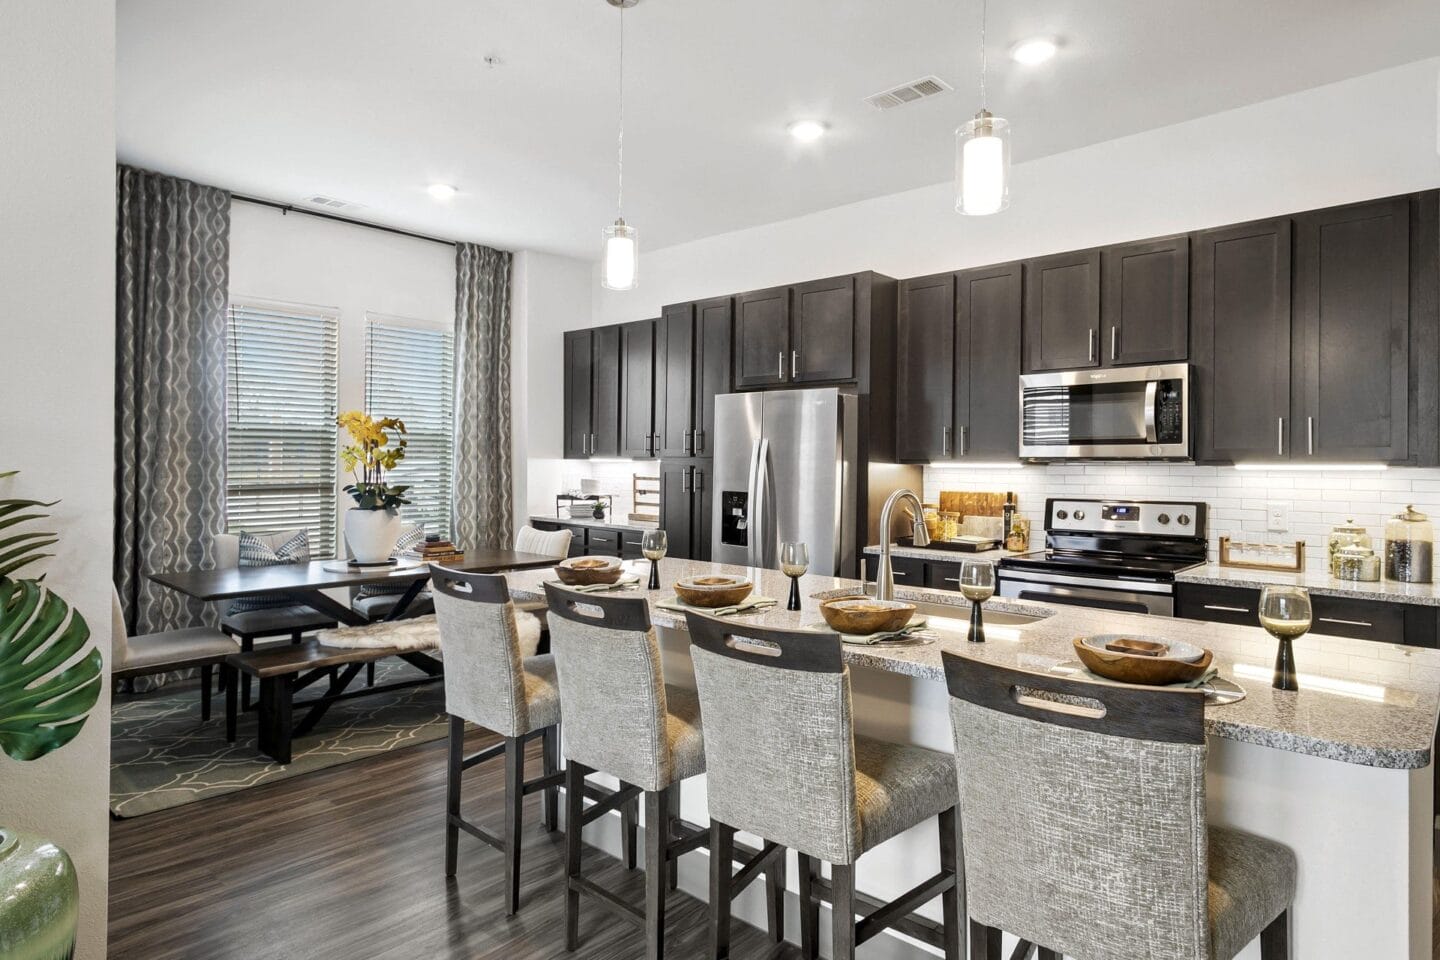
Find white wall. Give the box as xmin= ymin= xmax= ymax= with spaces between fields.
xmin=0 ymin=2 xmax=115 ymax=957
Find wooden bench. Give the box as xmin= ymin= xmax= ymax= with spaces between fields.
xmin=227 ymin=641 xmax=442 ymax=764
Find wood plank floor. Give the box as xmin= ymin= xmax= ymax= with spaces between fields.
xmin=109 ymin=727 xmax=802 ymax=960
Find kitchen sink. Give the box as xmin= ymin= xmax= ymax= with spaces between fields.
xmin=855 ymin=584 xmax=1050 ymax=626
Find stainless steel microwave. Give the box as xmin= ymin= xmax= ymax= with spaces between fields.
xmin=1018 ymin=363 xmax=1190 ymax=460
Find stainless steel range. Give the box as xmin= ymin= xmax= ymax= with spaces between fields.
xmin=997 ymin=497 xmax=1208 ymax=616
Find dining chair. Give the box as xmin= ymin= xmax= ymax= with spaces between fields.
xmin=512 ymin=526 xmax=573 ymax=626
xmin=349 ymin=522 xmax=432 ymax=620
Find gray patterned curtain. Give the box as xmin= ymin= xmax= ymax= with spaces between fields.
xmin=115 ymin=165 xmax=230 ymax=635
xmin=452 ymin=243 xmax=514 ymax=551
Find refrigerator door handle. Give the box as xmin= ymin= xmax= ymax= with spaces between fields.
xmin=745 ymin=437 xmax=763 ymax=567
xmin=754 ymin=437 xmax=771 ymax=569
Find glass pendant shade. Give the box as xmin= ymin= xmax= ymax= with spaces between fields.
xmin=955 ymin=111 xmax=1011 ymax=216
xmin=601 ymin=218 xmax=638 ymax=290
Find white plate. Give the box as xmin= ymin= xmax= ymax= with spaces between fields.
xmin=1078 ymin=633 xmax=1205 ymax=663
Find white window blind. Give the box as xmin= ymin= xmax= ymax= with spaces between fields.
xmin=364 ymin=319 xmax=455 ymax=539
xmin=225 ymin=302 xmax=339 ymax=556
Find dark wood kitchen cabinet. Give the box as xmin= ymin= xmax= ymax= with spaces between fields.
xmin=734 ymin=285 xmax=791 ymax=388
xmin=563 ymin=326 xmax=621 ymax=458
xmin=659 ymin=459 xmax=712 ymax=561
xmin=896 ymin=272 xmax=955 ymax=461
xmin=1192 ymin=218 xmax=1293 ymax=464
xmin=1023 ymin=249 xmax=1101 ymax=372
xmin=1101 ymin=234 xmax=1190 ymax=365
xmin=791 ymin=274 xmax=856 ymax=382
xmin=1176 ymin=582 xmax=1437 ymax=648
xmin=619 ymin=319 xmax=657 ymax=458
xmin=655 ymin=297 xmax=733 ymax=458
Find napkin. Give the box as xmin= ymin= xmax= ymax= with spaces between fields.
xmin=560 ymin=575 xmax=641 ymax=594
xmin=807 ymin=618 xmax=931 ymax=645
xmin=1178 ymin=665 xmax=1219 ymax=689
xmin=655 ymin=595 xmax=779 ymax=617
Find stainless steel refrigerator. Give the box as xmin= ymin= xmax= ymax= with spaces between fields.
xmin=710 ymin=389 xmax=859 ymax=576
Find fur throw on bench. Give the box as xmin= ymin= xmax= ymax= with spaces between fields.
xmin=317 ymin=610 xmax=543 ymax=658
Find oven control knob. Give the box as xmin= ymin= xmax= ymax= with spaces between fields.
xmin=1157 ymin=513 xmax=1171 ymax=525
xmin=1178 ymin=514 xmax=1191 ymax=526
xmin=1055 ymin=510 xmax=1068 ymax=520
xmin=1073 ymin=510 xmax=1085 ymax=521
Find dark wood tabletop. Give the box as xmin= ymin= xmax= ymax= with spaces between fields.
xmin=148 ymin=547 xmax=561 ymax=602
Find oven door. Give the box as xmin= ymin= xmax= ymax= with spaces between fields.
xmin=998 ymin=567 xmax=1174 ymax=617
xmin=1018 ymin=362 xmax=1189 ymax=460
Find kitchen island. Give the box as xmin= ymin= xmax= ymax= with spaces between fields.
xmin=505 ymin=559 xmax=1438 ymax=959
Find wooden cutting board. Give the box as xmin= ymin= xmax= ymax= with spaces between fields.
xmin=938 ymin=491 xmax=1009 ymax=518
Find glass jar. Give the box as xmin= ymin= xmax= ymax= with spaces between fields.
xmin=1384 ymin=505 xmax=1434 ymax=583
xmin=1335 ymin=544 xmax=1381 ymax=582
xmin=1327 ymin=519 xmax=1372 ymax=577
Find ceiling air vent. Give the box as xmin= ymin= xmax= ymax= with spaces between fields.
xmin=863 ymin=75 xmax=952 ymax=111
xmin=303 ymin=195 xmax=362 ymax=210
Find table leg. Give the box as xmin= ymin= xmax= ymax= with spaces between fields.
xmin=383 ymin=578 xmax=429 ymax=622
xmin=256 ymin=674 xmax=295 ymax=765
xmin=225 ymin=665 xmax=238 ymax=744
xmin=291 ymin=589 xmax=369 ymax=627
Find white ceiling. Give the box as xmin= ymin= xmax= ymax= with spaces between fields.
xmin=117 ymin=0 xmax=1440 ymax=259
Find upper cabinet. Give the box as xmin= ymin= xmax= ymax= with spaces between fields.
xmin=791 ymin=275 xmax=856 ymax=382
xmin=896 ymin=273 xmax=956 ymax=461
xmin=562 ymin=330 xmax=593 ymax=459
xmin=619 ymin=319 xmax=657 ymax=458
xmin=693 ymin=296 xmax=734 ymax=456
xmin=655 ymin=297 xmax=734 ymax=458
xmin=563 ymin=326 xmax=621 ymax=459
xmin=1101 ymin=235 xmax=1190 ymax=365
xmin=1022 ymin=250 xmax=1101 ymax=371
xmin=734 ymin=286 xmax=791 ymax=388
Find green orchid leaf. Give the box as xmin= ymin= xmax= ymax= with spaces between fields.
xmin=0 ymin=578 xmax=101 ymax=762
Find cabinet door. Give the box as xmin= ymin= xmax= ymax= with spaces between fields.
xmin=620 ymin=319 xmax=657 ymax=458
xmin=1023 ymin=250 xmax=1101 ymax=372
xmin=590 ymin=325 xmax=622 ymax=457
xmin=562 ymin=330 xmax=592 ymax=459
xmin=658 ymin=460 xmax=695 ymax=560
xmin=655 ymin=304 xmax=695 ymax=458
xmin=693 ymin=297 xmax=733 ymax=456
xmin=958 ymin=262 xmax=1023 ymax=459
xmin=734 ymin=286 xmax=791 ymax=388
xmin=896 ymin=273 xmax=956 ymax=462
xmin=1192 ymin=219 xmax=1292 ymax=464
xmin=1102 ymin=235 xmax=1189 ymax=365
xmin=692 ymin=461 xmax=713 ymax=561
xmin=792 ymin=275 xmax=856 ymax=382
xmin=1294 ymin=198 xmax=1410 ymax=462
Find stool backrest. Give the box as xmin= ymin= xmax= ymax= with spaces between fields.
xmin=515 ymin=525 xmax=572 ymax=558
xmin=942 ymin=652 xmax=1209 ymax=960
xmin=684 ymin=612 xmax=863 ymax=864
xmin=542 ymin=583 xmax=673 ymax=791
xmin=430 ymin=566 xmax=531 ymax=738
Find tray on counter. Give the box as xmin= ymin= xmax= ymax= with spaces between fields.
xmin=896 ymin=537 xmax=1001 ymax=553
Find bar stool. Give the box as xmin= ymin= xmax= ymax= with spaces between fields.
xmin=942 ymin=652 xmax=1295 ymax=960
xmin=431 ymin=566 xmax=565 ymax=917
xmin=685 ymin=613 xmax=963 ymax=960
xmin=542 ymin=584 xmax=784 ymax=960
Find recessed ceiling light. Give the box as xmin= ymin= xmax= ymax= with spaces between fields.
xmin=1011 ymin=37 xmax=1058 ymax=65
xmin=427 ymin=183 xmax=458 ymax=202
xmin=787 ymin=120 xmax=828 ymax=143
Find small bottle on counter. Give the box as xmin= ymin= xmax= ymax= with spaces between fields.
xmin=1384 ymin=505 xmax=1433 ymax=583
xmin=1002 ymin=492 xmax=1015 ymax=547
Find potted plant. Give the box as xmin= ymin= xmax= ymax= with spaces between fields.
xmin=337 ymin=412 xmax=412 ymax=564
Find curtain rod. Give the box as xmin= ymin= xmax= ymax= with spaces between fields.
xmin=232 ymin=194 xmax=458 ymax=248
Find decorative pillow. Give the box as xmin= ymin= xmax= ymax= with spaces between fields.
xmin=354 ymin=525 xmax=429 ymax=599
xmin=227 ymin=531 xmax=310 ymax=615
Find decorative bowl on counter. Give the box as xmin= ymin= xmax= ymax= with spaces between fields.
xmin=554 ymin=555 xmax=624 ymax=586
xmin=820 ymin=596 xmax=917 ymax=635
xmin=674 ymin=574 xmax=753 ymax=608
xmin=1072 ymin=634 xmax=1213 ymax=686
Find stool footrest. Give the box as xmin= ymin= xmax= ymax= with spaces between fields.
xmin=810 ymin=874 xmax=948 ymax=950
xmin=730 ymin=840 xmax=783 ymax=896
xmin=449 ymin=813 xmax=503 ymax=853
xmin=579 ymin=782 xmax=643 ymax=825
xmin=569 ymin=874 xmax=645 ymax=925
xmin=854 ymin=870 xmax=955 ymax=946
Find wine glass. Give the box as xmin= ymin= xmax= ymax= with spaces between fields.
xmin=780 ymin=542 xmax=809 ymax=611
xmin=1259 ymin=586 xmax=1311 ymax=691
xmin=959 ymin=559 xmax=996 ymax=643
xmin=642 ymin=529 xmax=667 ymax=590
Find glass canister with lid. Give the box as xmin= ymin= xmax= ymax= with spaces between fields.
xmin=1335 ymin=544 xmax=1381 ymax=582
xmin=1384 ymin=505 xmax=1434 ymax=583
xmin=1327 ymin=519 xmax=1372 ymax=577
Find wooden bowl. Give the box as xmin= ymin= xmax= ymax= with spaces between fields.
xmin=674 ymin=575 xmax=753 ymax=608
xmin=1072 ymin=636 xmax=1214 ymax=686
xmin=819 ymin=596 xmax=916 ymax=635
xmin=554 ymin=556 xmax=624 ymax=586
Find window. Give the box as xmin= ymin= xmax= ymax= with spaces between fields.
xmin=225 ymin=301 xmax=340 ymax=555
xmin=364 ymin=318 xmax=455 ymax=538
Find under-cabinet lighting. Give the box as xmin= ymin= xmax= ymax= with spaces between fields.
xmin=928 ymin=461 xmax=1023 ymax=469
xmin=1231 ymin=662 xmax=1387 ymax=703
xmin=1232 ymin=463 xmax=1389 ymax=472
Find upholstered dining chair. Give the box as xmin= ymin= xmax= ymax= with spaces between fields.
xmin=943 ymin=652 xmax=1295 ymax=960
xmin=349 ymin=522 xmax=432 ymax=621
xmin=111 ymin=590 xmax=239 ymax=738
xmin=511 ymin=525 xmax=573 ymax=623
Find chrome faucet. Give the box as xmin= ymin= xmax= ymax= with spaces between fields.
xmin=875 ymin=489 xmax=930 ymax=601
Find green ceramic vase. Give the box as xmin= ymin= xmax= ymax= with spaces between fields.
xmin=0 ymin=828 xmax=78 ymax=960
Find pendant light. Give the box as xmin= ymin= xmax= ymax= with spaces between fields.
xmin=601 ymin=0 xmax=639 ymax=290
xmin=955 ymin=0 xmax=1011 ymax=215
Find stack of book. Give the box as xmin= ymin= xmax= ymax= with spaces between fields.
xmin=405 ymin=538 xmax=466 ymax=567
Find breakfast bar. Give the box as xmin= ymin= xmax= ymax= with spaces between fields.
xmin=506 ymin=558 xmax=1439 ymax=960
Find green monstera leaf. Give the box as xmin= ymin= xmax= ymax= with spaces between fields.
xmin=0 ymin=577 xmax=102 ymax=761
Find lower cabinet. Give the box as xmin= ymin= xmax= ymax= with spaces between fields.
xmin=531 ymin=520 xmax=645 ymax=560
xmin=1175 ymin=582 xmax=1437 ymax=648
xmin=659 ymin=460 xmax=713 ymax=561
xmin=862 ymin=555 xmax=926 ymax=588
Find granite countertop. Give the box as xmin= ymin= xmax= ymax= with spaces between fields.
xmin=1175 ymin=562 xmax=1440 ymax=607
xmin=505 ymin=558 xmax=1440 ymax=770
xmin=530 ymin=513 xmax=658 ymax=534
xmin=863 ymin=543 xmax=1013 ymax=563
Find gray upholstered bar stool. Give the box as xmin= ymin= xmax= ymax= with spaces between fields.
xmin=943 ymin=652 xmax=1295 ymax=960
xmin=543 ymin=583 xmax=784 ymax=960
xmin=431 ymin=566 xmax=564 ymax=917
xmin=685 ymin=613 xmax=963 ymax=960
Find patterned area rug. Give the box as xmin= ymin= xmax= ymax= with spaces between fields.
xmin=110 ymin=660 xmax=450 ymax=818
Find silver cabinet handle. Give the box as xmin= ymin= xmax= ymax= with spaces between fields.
xmin=693 ymin=467 xmax=704 ymax=492
xmin=960 ymin=425 xmax=969 ymax=457
xmin=683 ymin=429 xmax=693 ymax=455
xmin=1088 ymin=328 xmax=1097 ymax=364
xmin=943 ymin=577 xmax=960 ymax=584
xmin=1277 ymin=417 xmax=1284 ymax=457
xmin=591 ymin=432 xmax=597 ymax=453
xmin=681 ymin=466 xmax=691 ymax=493
xmin=942 ymin=426 xmax=951 ymax=457
xmin=1307 ymin=417 xmax=1315 ymax=456
xmin=791 ymin=350 xmax=798 ymax=379
xmin=624 ymin=539 xmax=642 ymax=547
xmin=694 ymin=428 xmax=705 ymax=454
xmin=777 ymin=351 xmax=785 ymax=380
xmin=581 ymin=434 xmax=588 ymax=455
xmin=892 ymin=570 xmax=909 ymax=579
xmin=1318 ymin=617 xmax=1374 ymax=628
xmin=1110 ymin=326 xmax=1119 ymax=362
xmin=1203 ymin=604 xmax=1251 ymax=614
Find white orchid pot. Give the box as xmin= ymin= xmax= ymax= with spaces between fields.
xmin=345 ymin=508 xmax=403 ymax=564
